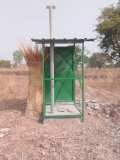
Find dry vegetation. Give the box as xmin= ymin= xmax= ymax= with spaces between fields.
xmin=19 ymin=45 xmax=43 ymax=120
xmin=0 ymin=68 xmax=119 ymax=160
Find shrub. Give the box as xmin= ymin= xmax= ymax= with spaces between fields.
xmin=0 ymin=60 xmax=11 ymax=68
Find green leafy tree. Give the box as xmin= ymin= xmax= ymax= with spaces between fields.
xmin=96 ymin=1 xmax=120 ymax=63
xmin=75 ymin=46 xmax=89 ymax=68
xmin=13 ymin=50 xmax=23 ymax=65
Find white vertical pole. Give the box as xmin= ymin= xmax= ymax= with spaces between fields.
xmin=50 ymin=41 xmax=54 ymax=112
xmin=46 ymin=5 xmax=56 ymax=112
xmin=46 ymin=5 xmax=56 ymax=38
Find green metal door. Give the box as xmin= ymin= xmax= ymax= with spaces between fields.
xmin=44 ymin=46 xmax=74 ymax=104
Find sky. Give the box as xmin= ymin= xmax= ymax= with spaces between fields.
xmin=0 ymin=0 xmax=117 ymax=60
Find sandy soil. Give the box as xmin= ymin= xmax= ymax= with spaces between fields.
xmin=0 ymin=106 xmax=119 ymax=160
xmin=0 ymin=69 xmax=119 ymax=160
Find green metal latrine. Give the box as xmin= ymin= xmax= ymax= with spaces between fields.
xmin=44 ymin=46 xmax=75 ymax=103
xmin=32 ymin=38 xmax=94 ymax=122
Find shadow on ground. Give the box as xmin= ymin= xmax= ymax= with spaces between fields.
xmin=0 ymin=99 xmax=27 ymax=114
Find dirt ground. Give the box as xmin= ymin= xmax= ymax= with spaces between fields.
xmin=0 ymin=69 xmax=120 ymax=160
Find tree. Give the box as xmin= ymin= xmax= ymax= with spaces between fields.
xmin=13 ymin=50 xmax=23 ymax=65
xmin=75 ymin=46 xmax=89 ymax=68
xmin=117 ymin=0 xmax=120 ymax=8
xmin=88 ymin=53 xmax=113 ymax=68
xmin=96 ymin=1 xmax=120 ymax=63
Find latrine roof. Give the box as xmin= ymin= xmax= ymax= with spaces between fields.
xmin=31 ymin=38 xmax=95 ymax=44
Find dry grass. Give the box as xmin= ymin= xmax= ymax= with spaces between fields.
xmin=19 ymin=44 xmax=43 ymax=121
xmin=19 ymin=44 xmax=42 ymax=65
